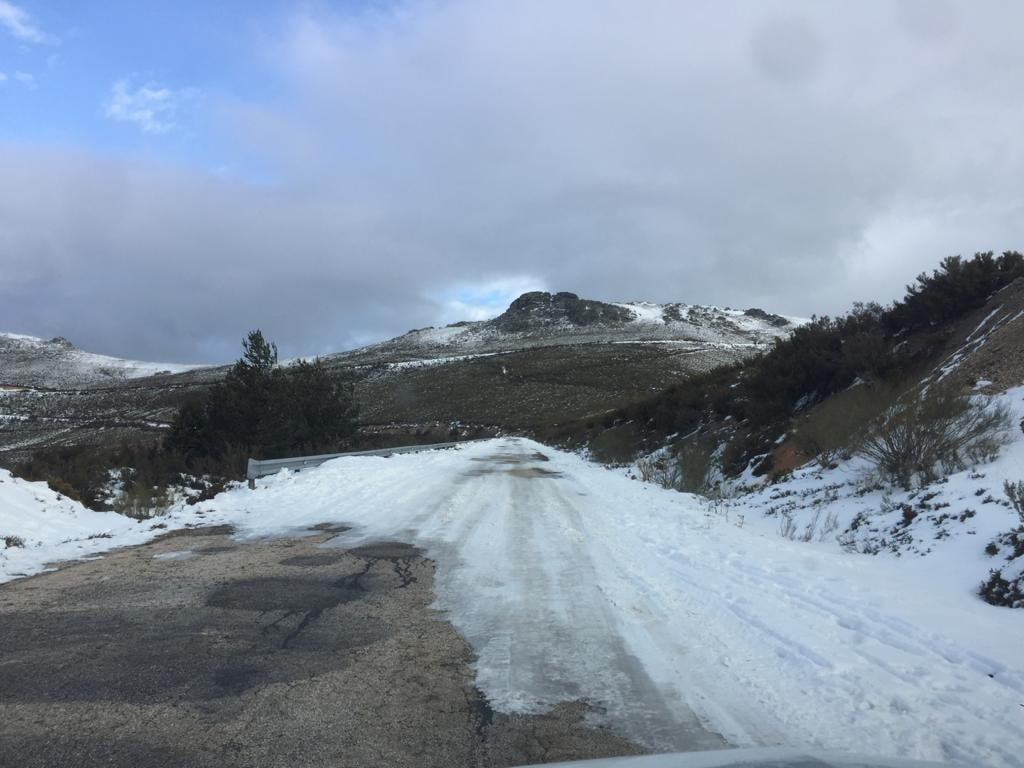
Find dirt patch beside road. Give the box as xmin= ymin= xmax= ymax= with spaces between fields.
xmin=0 ymin=525 xmax=644 ymax=768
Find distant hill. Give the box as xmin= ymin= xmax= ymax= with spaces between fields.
xmin=0 ymin=333 xmax=204 ymax=389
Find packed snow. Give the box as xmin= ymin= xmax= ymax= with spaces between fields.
xmin=4 ymin=437 xmax=1022 ymax=765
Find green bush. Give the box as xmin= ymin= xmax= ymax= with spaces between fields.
xmin=671 ymin=434 xmax=722 ymax=495
xmin=14 ymin=441 xmax=191 ymax=511
xmin=589 ymin=423 xmax=642 ymax=464
xmin=111 ymin=479 xmax=170 ymax=521
xmin=15 ymin=444 xmax=123 ymax=509
xmin=46 ymin=476 xmax=84 ymax=503
xmin=980 ymin=569 xmax=1024 ymax=609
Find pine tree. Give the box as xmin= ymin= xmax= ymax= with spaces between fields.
xmin=166 ymin=330 xmax=358 ymax=473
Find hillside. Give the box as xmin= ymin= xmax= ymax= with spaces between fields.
xmin=4 ymin=260 xmax=1024 ymax=765
xmin=567 ymin=253 xmax=1024 ymax=465
xmin=344 ymin=293 xmax=798 ymax=431
xmin=0 ymin=293 xmax=796 ymax=466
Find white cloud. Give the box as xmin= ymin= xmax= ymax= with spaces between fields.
xmin=0 ymin=72 xmax=7 ymax=83
xmin=13 ymin=71 xmax=34 ymax=88
xmin=0 ymin=0 xmax=53 ymax=44
xmin=104 ymin=79 xmax=198 ymax=134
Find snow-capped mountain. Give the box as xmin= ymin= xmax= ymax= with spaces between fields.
xmin=0 ymin=333 xmax=204 ymax=390
xmin=331 ymin=291 xmax=799 ymax=365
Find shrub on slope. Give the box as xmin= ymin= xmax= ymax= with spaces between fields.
xmin=856 ymin=381 xmax=1011 ymax=489
xmin=980 ymin=479 xmax=1024 ymax=608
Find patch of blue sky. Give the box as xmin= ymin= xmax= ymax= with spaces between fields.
xmin=0 ymin=1 xmax=294 ymax=172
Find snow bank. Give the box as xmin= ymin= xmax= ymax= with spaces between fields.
xmin=0 ymin=469 xmax=157 ymax=582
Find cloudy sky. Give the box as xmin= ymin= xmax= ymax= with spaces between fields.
xmin=2 ymin=0 xmax=1023 ymax=363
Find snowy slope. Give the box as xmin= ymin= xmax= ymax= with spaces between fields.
xmin=0 ymin=332 xmax=203 ymax=389
xmin=700 ymin=385 xmax=1024 ymax=607
xmin=0 ymin=469 xmax=156 ymax=581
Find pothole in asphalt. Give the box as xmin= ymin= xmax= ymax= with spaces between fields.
xmin=465 ymin=465 xmax=564 ymax=478
xmin=206 ymin=577 xmax=365 ymax=612
xmin=466 ymin=451 xmax=558 ymax=478
xmin=0 ymin=605 xmax=388 ymax=704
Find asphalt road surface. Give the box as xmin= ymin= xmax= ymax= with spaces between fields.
xmin=0 ymin=526 xmax=648 ymax=767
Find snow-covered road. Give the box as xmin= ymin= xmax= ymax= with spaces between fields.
xmin=5 ymin=438 xmax=1023 ymax=765
xmin=364 ymin=443 xmax=727 ymax=752
xmin=184 ymin=438 xmax=1024 ymax=767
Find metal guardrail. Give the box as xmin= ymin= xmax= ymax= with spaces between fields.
xmin=246 ymin=440 xmax=485 ymax=487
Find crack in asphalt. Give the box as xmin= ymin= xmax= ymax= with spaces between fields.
xmin=280 ymin=608 xmax=323 ymax=650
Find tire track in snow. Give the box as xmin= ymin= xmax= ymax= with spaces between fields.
xmin=351 ymin=440 xmax=726 ymax=752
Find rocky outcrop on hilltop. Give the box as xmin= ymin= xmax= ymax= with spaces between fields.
xmin=743 ymin=307 xmax=791 ymax=328
xmin=489 ymin=292 xmax=635 ymax=332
